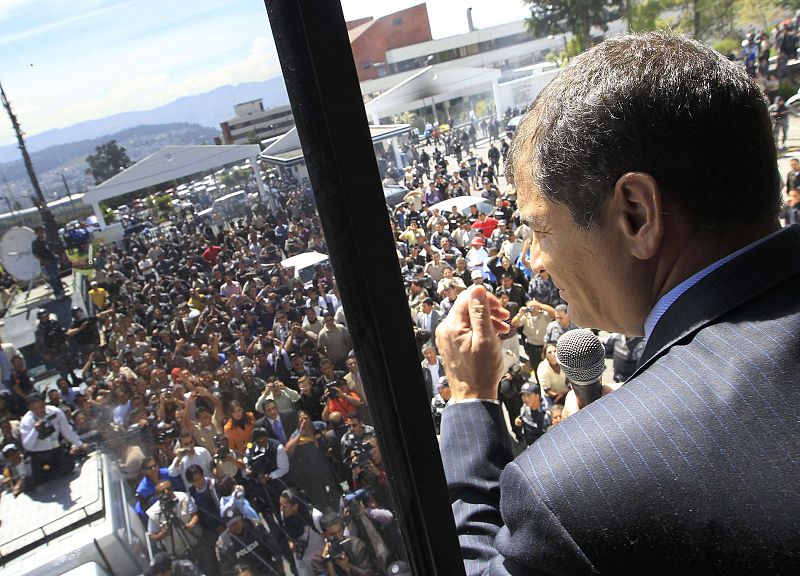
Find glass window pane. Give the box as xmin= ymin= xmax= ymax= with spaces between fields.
xmin=2 ymin=2 xmax=445 ymax=575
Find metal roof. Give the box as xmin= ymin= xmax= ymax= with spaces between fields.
xmin=82 ymin=144 xmax=261 ymax=204
xmin=259 ymin=124 xmax=411 ymax=166
xmin=364 ymin=65 xmax=501 ymax=119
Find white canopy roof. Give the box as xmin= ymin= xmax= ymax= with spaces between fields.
xmin=364 ymin=65 xmax=501 ymax=121
xmin=429 ymin=195 xmax=494 ymax=214
xmin=82 ymin=144 xmax=261 ymax=204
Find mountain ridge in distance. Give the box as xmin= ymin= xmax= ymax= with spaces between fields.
xmin=0 ymin=76 xmax=289 ymax=164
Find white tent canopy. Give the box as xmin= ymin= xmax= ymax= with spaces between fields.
xmin=82 ymin=144 xmax=266 ymax=227
xmin=364 ymin=65 xmax=501 ymax=123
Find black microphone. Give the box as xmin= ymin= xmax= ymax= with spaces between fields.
xmin=555 ymin=329 xmax=605 ymax=409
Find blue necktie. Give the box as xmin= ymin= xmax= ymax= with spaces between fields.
xmin=272 ymin=418 xmax=286 ymax=444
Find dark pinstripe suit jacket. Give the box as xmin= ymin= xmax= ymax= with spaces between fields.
xmin=441 ymin=225 xmax=800 ymax=575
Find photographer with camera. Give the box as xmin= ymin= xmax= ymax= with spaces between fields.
xmin=350 ymin=435 xmax=391 ymax=509
xmin=243 ymin=427 xmax=289 ymax=514
xmin=311 ymin=512 xmax=375 ymax=576
xmin=182 ymin=386 xmax=224 ymax=453
xmin=212 ymin=434 xmax=245 ymax=481
xmin=168 ymin=431 xmax=213 ymax=488
xmin=146 ymin=480 xmax=219 ymax=575
xmin=34 ymin=309 xmax=81 ymax=387
xmin=66 ymin=306 xmax=114 ymax=365
xmin=320 ymin=378 xmax=362 ymax=425
xmin=338 ymin=413 xmax=374 ymax=470
xmin=278 ymin=488 xmax=324 ymax=576
xmin=136 ymin=456 xmax=185 ymax=521
xmin=19 ymin=392 xmax=88 ymax=486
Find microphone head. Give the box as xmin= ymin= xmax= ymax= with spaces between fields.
xmin=555 ymin=329 xmax=605 ymax=385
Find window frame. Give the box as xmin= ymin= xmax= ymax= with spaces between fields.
xmin=263 ymin=1 xmax=465 ymax=574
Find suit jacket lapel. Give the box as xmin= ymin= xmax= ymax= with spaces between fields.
xmin=631 ymin=225 xmax=800 ymax=380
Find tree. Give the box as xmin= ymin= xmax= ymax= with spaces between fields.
xmin=523 ymin=0 xmax=624 ymax=53
xmin=660 ymin=0 xmax=738 ymax=42
xmin=628 ymin=0 xmax=670 ymax=32
xmin=85 ymin=140 xmax=132 ymax=184
xmin=736 ymin=0 xmax=786 ymax=31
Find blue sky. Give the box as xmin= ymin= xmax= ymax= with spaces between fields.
xmin=0 ymin=0 xmax=530 ymax=147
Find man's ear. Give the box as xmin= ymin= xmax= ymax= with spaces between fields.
xmin=611 ymin=172 xmax=664 ymax=260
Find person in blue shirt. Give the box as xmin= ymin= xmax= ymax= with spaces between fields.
xmin=135 ymin=455 xmax=184 ymax=520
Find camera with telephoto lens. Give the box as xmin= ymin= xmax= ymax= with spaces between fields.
xmin=343 ymin=487 xmax=370 ymax=505
xmin=322 ymin=536 xmax=350 ymax=560
xmin=158 ymin=490 xmax=177 ymax=521
xmin=214 ymin=434 xmax=231 ymax=460
xmin=36 ymin=413 xmax=59 ymax=439
xmin=349 ymin=438 xmax=373 ymax=470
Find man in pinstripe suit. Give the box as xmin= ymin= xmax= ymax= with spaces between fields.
xmin=437 ymin=32 xmax=800 ymax=575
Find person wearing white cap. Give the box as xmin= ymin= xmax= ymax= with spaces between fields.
xmin=465 ymin=236 xmax=489 ymax=271
xmin=470 ymin=269 xmax=493 ymax=293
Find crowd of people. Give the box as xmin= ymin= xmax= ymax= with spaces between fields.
xmin=2 ymin=99 xmax=796 ymax=575
xmin=0 ymin=179 xmax=404 ymax=575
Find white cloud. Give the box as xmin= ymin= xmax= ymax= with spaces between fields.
xmin=0 ymin=1 xmax=131 ymax=44
xmin=171 ymin=36 xmax=282 ymax=96
xmin=0 ymin=0 xmax=35 ymax=21
xmin=18 ymin=35 xmax=281 ymax=137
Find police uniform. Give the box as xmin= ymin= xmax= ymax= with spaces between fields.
xmin=519 ymin=383 xmax=549 ymax=446
xmin=34 ymin=313 xmax=74 ymax=380
xmin=215 ymin=511 xmax=282 ymax=576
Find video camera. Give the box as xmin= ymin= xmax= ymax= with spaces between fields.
xmin=213 ymin=433 xmax=231 ymax=460
xmin=343 ymin=487 xmax=370 ymax=505
xmin=36 ymin=413 xmax=59 ymax=439
xmin=349 ymin=438 xmax=373 ymax=470
xmin=320 ymin=383 xmax=340 ymax=404
xmin=158 ymin=490 xmax=178 ymax=521
xmin=322 ymin=536 xmax=350 ymax=561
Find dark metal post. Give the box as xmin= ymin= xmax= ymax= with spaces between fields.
xmin=1 ymin=81 xmax=66 ymax=258
xmin=263 ymin=2 xmax=465 ymax=574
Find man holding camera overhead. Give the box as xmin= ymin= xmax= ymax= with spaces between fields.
xmin=20 ymin=392 xmax=88 ymax=485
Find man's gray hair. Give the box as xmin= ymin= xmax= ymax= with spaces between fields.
xmin=555 ymin=304 xmax=569 ymax=314
xmin=507 ymin=31 xmax=780 ymax=236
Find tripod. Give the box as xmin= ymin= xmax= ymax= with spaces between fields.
xmin=157 ymin=501 xmax=199 ymax=560
xmin=252 ymin=478 xmax=302 ymax=576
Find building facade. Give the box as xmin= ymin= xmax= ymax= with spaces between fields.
xmin=348 ymin=3 xmax=432 ymax=81
xmin=219 ymin=99 xmax=295 ymax=145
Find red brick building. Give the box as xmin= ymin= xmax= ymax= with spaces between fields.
xmin=348 ymin=3 xmax=432 ymax=81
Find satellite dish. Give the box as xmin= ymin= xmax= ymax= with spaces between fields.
xmin=0 ymin=226 xmax=40 ymax=282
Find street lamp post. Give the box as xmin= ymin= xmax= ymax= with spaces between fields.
xmin=0 ymin=81 xmax=66 ymax=261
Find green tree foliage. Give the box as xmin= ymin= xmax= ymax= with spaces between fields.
xmin=628 ymin=0 xmax=669 ymax=32
xmin=668 ymin=0 xmax=738 ymax=42
xmin=736 ymin=0 xmax=786 ymax=30
xmin=221 ymin=168 xmax=251 ymax=189
xmin=523 ymin=0 xmax=625 ymax=52
xmin=85 ymin=140 xmax=132 ymax=184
